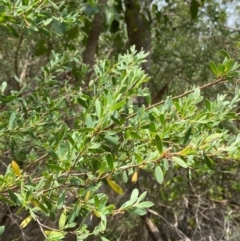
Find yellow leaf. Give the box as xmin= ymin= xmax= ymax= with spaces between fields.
xmin=93 ymin=210 xmax=100 ymax=217
xmin=11 ymin=160 xmax=21 ymax=177
xmin=106 ymin=178 xmax=124 ymax=195
xmin=84 ymin=191 xmax=90 ymax=202
xmin=20 ymin=215 xmax=32 ymax=228
xmin=44 ymin=231 xmax=64 ymax=237
xmin=59 ymin=210 xmax=67 ymax=229
xmin=131 ymin=171 xmax=138 ymax=184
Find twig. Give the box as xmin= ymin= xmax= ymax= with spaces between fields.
xmin=36 ymin=218 xmax=47 ymax=238
xmin=127 ymin=77 xmax=225 ymax=120
xmin=15 ymin=33 xmax=24 ymax=77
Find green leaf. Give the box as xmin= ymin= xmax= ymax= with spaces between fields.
xmin=122 ymin=170 xmax=128 ymax=183
xmin=100 ymin=236 xmax=110 ymax=241
xmin=9 ymin=191 xmax=21 ymax=205
xmin=163 ymin=159 xmax=169 ymax=170
xmin=57 ymin=190 xmax=66 ymax=209
xmin=0 ymin=195 xmax=15 ymax=206
xmin=47 ymin=164 xmax=65 ymax=171
xmin=155 ymin=135 xmax=163 ymax=155
xmin=130 ymin=188 xmax=139 ymax=202
xmin=78 ymin=127 xmax=94 ymax=133
xmin=110 ymin=101 xmax=125 ymax=111
xmin=8 ymin=112 xmax=16 ymax=129
xmin=103 ymin=135 xmax=119 ymax=146
xmin=172 ymin=156 xmax=188 ymax=168
xmin=134 ymin=153 xmax=143 ymax=163
xmin=203 ymin=154 xmax=215 ymax=169
xmin=106 ymin=154 xmax=114 ymax=170
xmin=68 ymin=205 xmax=80 ymax=224
xmin=209 ymin=61 xmax=219 ymax=76
xmin=137 ymin=191 xmax=147 ymax=202
xmin=190 ymin=0 xmax=199 ymax=19
xmin=129 ymin=131 xmax=141 ymax=140
xmin=159 ymin=114 xmax=165 ymax=126
xmin=205 ymin=99 xmax=211 ymax=111
xmin=205 ymin=133 xmax=223 ymax=143
xmin=135 ymin=201 xmax=154 ymax=208
xmin=183 ymin=127 xmax=192 ymax=144
xmin=99 ymin=161 xmax=107 ymax=175
xmin=58 ymin=210 xmax=67 ymax=229
xmin=94 ymin=195 xmax=100 ymax=207
xmin=130 ymin=207 xmax=147 ymax=216
xmin=155 ymin=165 xmax=164 ymax=184
xmin=85 ymin=114 xmax=93 ymax=128
xmin=95 ymin=98 xmax=102 ymax=119
xmin=149 ymin=122 xmax=156 ymax=132
xmin=0 ymin=225 xmax=5 ymax=235
xmin=220 ymin=49 xmax=231 ymax=59
xmin=77 ymin=98 xmax=88 ymax=108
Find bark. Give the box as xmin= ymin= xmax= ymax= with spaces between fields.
xmin=82 ymin=0 xmax=108 ymax=69
xmin=125 ymin=0 xmax=152 ymax=106
xmin=125 ymin=0 xmax=151 ymax=73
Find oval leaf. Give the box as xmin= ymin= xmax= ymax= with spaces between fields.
xmin=106 ymin=179 xmax=123 ymax=195
xmin=172 ymin=156 xmax=188 ymax=168
xmin=110 ymin=101 xmax=125 ymax=111
xmin=209 ymin=61 xmax=218 ymax=76
xmin=155 ymin=165 xmax=163 ymax=184
xmin=183 ymin=127 xmax=192 ymax=144
xmin=0 ymin=225 xmax=5 ymax=235
xmin=136 ymin=201 xmax=154 ymax=208
xmin=155 ymin=135 xmax=163 ymax=154
xmin=20 ymin=216 xmax=32 ymax=228
xmin=131 ymin=171 xmax=138 ymax=184
xmin=59 ymin=210 xmax=67 ymax=229
xmin=11 ymin=161 xmax=21 ymax=177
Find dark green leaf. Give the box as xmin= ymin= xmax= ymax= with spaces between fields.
xmin=106 ymin=154 xmax=114 ymax=170
xmin=190 ymin=0 xmax=199 ymax=19
xmin=209 ymin=61 xmax=218 ymax=76
xmin=183 ymin=127 xmax=192 ymax=144
xmin=159 ymin=114 xmax=165 ymax=126
xmin=155 ymin=135 xmax=163 ymax=155
xmin=77 ymin=98 xmax=88 ymax=108
xmin=47 ymin=164 xmax=65 ymax=171
xmin=203 ymin=154 xmax=215 ymax=169
xmin=9 ymin=191 xmax=20 ymax=205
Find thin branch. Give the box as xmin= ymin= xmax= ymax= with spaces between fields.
xmin=127 ymin=77 xmax=225 ymax=120
xmin=36 ymin=218 xmax=47 ymax=239
xmin=15 ymin=33 xmax=24 ymax=77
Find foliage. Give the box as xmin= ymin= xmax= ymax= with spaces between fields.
xmin=0 ymin=42 xmax=240 ymax=239
xmin=1 ymin=0 xmax=240 ymax=241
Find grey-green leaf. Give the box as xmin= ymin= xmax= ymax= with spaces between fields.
xmin=155 ymin=165 xmax=164 ymax=184
xmin=172 ymin=156 xmax=188 ymax=168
